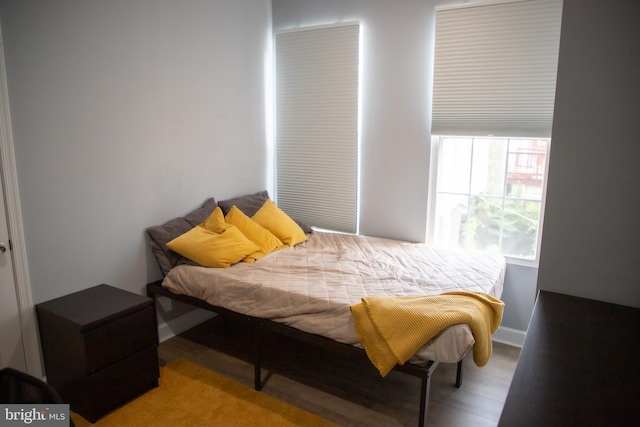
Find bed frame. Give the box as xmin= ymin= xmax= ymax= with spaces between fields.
xmin=147 ymin=280 xmax=464 ymax=427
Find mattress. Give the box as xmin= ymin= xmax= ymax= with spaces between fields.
xmin=162 ymin=231 xmax=506 ymax=364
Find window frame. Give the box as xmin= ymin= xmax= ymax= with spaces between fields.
xmin=427 ymin=135 xmax=551 ymax=266
xmin=429 ymin=0 xmax=562 ymax=265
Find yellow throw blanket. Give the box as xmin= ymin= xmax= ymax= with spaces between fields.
xmin=350 ymin=292 xmax=504 ymax=376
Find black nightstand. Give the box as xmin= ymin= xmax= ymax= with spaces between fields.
xmin=36 ymin=284 xmax=160 ymax=422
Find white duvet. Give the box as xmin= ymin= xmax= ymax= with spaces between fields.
xmin=163 ymin=231 xmax=506 ymax=364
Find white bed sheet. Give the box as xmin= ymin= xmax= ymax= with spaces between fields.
xmin=162 ymin=232 xmax=506 ymax=364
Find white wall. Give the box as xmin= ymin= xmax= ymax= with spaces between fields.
xmin=0 ymin=0 xmax=272 ymax=304
xmin=538 ymin=0 xmax=640 ymax=307
xmin=273 ymin=0 xmax=537 ymax=336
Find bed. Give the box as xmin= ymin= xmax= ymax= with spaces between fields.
xmin=146 ymin=192 xmax=506 ymax=427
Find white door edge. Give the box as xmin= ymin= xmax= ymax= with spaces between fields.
xmin=0 ymin=23 xmax=42 ymax=377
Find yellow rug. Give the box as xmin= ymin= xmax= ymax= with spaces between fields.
xmin=72 ymin=359 xmax=335 ymax=426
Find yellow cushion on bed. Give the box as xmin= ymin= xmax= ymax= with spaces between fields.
xmin=225 ymin=205 xmax=284 ymax=261
xmin=201 ymin=206 xmax=226 ymax=233
xmin=251 ymin=199 xmax=308 ymax=247
xmin=166 ymin=224 xmax=259 ymax=268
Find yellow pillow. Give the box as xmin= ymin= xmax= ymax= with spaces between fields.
xmin=225 ymin=205 xmax=284 ymax=261
xmin=166 ymin=224 xmax=259 ymax=268
xmin=251 ymin=199 xmax=308 ymax=247
xmin=201 ymin=206 xmax=226 ymax=233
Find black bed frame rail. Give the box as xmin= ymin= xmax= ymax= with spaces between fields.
xmin=147 ymin=280 xmax=462 ymax=427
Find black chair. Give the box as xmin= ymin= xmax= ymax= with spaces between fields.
xmin=0 ymin=367 xmax=75 ymax=426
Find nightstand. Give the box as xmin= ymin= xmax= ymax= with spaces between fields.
xmin=36 ymin=284 xmax=160 ymax=422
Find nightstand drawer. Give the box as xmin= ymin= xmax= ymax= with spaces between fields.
xmin=79 ymin=346 xmax=159 ymax=422
xmin=84 ymin=305 xmax=156 ymax=373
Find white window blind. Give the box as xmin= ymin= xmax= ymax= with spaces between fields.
xmin=275 ymin=23 xmax=360 ymax=233
xmin=432 ymin=0 xmax=563 ymax=137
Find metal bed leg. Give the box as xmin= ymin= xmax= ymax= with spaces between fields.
xmin=455 ymin=359 xmax=463 ymax=388
xmin=418 ymin=369 xmax=432 ymax=427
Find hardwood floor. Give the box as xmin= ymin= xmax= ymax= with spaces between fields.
xmin=157 ymin=316 xmax=520 ymax=427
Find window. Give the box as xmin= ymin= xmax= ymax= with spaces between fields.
xmin=429 ymin=0 xmax=562 ymax=262
xmin=432 ymin=136 xmax=549 ymax=260
xmin=274 ymin=23 xmax=361 ymax=234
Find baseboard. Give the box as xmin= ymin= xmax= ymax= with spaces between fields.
xmin=157 ymin=308 xmax=215 ymax=343
xmin=493 ymin=326 xmax=526 ymax=348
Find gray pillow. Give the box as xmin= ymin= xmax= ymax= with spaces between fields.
xmin=219 ymin=190 xmax=313 ymax=234
xmin=147 ymin=198 xmax=216 ymax=276
xmin=218 ymin=190 xmax=269 ymax=217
